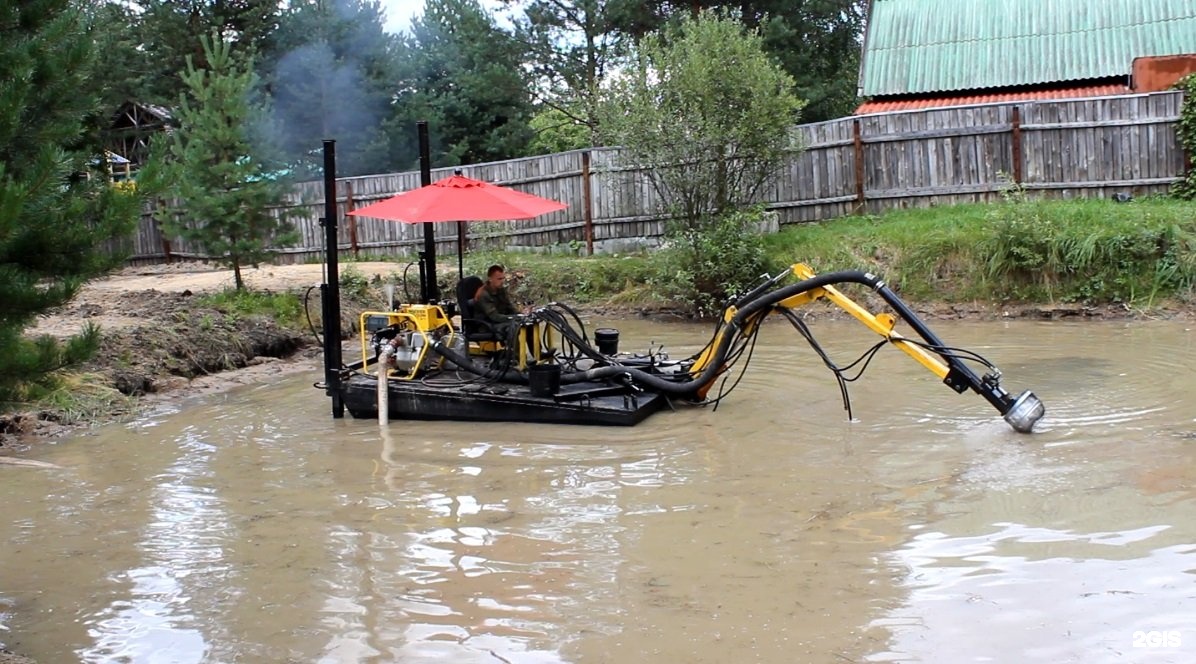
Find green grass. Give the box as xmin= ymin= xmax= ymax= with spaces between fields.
xmin=196 ymin=289 xmax=305 ymax=327
xmin=361 ymin=198 xmax=1196 ymax=310
xmin=33 ymin=372 xmax=137 ymax=425
xmin=763 ymin=198 xmax=1196 ymax=305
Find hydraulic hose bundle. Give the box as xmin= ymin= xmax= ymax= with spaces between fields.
xmin=419 ymin=265 xmax=1045 ymax=433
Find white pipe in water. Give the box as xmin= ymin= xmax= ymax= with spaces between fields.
xmin=377 ymin=345 xmax=392 ymax=426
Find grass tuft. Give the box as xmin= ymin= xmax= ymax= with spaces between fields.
xmin=197 ymin=289 xmax=304 ymax=327
xmin=35 ymin=372 xmax=137 ymax=425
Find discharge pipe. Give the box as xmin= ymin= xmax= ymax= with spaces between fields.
xmin=428 ymin=338 xmax=720 ymax=393
xmin=377 ymin=343 xmax=394 ymax=425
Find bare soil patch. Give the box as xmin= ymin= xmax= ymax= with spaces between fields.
xmin=27 ymin=261 xmax=402 ymax=340
xmin=0 ymin=650 xmax=34 ymax=664
xmin=2 ymin=262 xmax=404 ymax=450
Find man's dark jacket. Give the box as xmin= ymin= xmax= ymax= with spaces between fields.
xmin=476 ymin=285 xmax=517 ymax=323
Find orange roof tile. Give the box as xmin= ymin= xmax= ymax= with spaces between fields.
xmin=854 ymin=84 xmax=1131 ymax=115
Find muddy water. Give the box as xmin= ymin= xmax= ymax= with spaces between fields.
xmin=2 ymin=319 xmax=1195 ymax=663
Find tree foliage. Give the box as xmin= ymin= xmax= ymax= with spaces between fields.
xmin=116 ymin=0 xmax=282 ymax=107
xmin=391 ymin=0 xmax=535 ymax=167
xmin=528 ymin=106 xmax=592 ymax=154
xmin=265 ymin=0 xmax=398 ymax=177
xmin=150 ymin=32 xmax=297 ymax=290
xmin=0 ymin=0 xmax=141 ymax=409
xmin=597 ymin=11 xmax=801 ymax=313
xmin=611 ymin=1 xmax=866 ymax=122
xmin=85 ymin=1 xmax=152 ymax=113
xmin=597 ymin=10 xmax=803 ymax=224
xmin=503 ymin=0 xmax=630 ymax=142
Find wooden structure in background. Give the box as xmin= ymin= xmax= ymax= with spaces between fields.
xmin=106 ymin=102 xmax=173 ymax=172
xmin=855 ymin=0 xmax=1195 ymax=114
xmin=119 ymin=90 xmax=1187 ymax=265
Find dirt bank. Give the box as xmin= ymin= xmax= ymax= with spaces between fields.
xmin=26 ymin=261 xmax=403 ymax=340
xmin=2 ymin=262 xmax=405 ymax=450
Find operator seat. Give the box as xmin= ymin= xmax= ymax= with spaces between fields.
xmin=455 ymin=276 xmax=499 ymax=342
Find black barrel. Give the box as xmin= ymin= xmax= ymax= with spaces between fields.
xmin=595 ymin=328 xmax=619 ymax=355
xmin=528 ymin=363 xmax=562 ymax=398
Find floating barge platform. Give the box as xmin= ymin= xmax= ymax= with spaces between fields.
xmin=341 ymin=373 xmax=669 ymax=426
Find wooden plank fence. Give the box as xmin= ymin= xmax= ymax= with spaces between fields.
xmin=123 ymin=90 xmax=1187 ymax=265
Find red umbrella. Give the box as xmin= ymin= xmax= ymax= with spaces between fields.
xmin=347 ymin=174 xmax=568 ymax=283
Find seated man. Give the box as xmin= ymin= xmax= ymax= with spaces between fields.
xmin=475 ymin=264 xmax=522 ymax=339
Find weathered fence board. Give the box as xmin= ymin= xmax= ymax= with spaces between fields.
xmin=125 ymin=91 xmax=1187 ymax=265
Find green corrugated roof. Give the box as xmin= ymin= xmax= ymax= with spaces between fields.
xmin=860 ymin=0 xmax=1196 ymax=96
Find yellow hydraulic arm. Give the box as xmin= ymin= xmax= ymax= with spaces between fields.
xmin=689 ymin=263 xmax=1044 ymax=432
xmin=776 ymin=264 xmax=949 ymax=379
xmin=691 ymin=263 xmax=947 ymax=381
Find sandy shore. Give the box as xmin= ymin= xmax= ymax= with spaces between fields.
xmin=27 ymin=261 xmax=404 ymax=340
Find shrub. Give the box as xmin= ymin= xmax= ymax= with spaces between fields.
xmin=650 ymin=208 xmax=768 ymax=315
xmin=1173 ymin=74 xmax=1196 ymax=200
xmin=763 ymin=198 xmax=1196 ymax=306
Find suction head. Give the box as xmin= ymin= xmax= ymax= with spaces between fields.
xmin=1003 ymin=390 xmax=1045 ymax=433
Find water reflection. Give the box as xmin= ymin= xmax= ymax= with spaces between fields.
xmin=367 ymin=427 xmax=584 ymax=662
xmin=1 ymin=320 xmax=1194 ymax=662
xmin=872 ymin=523 xmax=1194 ymax=663
xmin=81 ymin=427 xmax=243 ymax=663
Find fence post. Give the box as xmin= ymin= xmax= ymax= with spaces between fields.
xmin=581 ymin=150 xmax=594 ymax=255
xmin=1011 ymin=106 xmax=1023 ymax=184
xmin=853 ymin=118 xmax=866 ymax=213
xmin=343 ymin=180 xmax=359 ymax=258
xmin=154 ymin=199 xmax=172 ymax=263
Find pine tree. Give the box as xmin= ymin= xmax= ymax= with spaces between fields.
xmin=129 ymin=0 xmax=282 ymax=107
xmin=391 ymin=0 xmax=535 ymax=167
xmin=153 ymin=32 xmax=297 ymax=291
xmin=0 ymin=0 xmax=141 ymax=410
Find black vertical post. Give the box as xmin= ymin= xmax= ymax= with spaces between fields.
xmin=321 ymin=140 xmax=344 ymax=418
xmin=418 ymin=121 xmax=438 ymax=302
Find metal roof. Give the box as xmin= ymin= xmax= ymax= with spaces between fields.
xmin=860 ymin=0 xmax=1196 ymax=96
xmin=854 ymin=83 xmax=1130 ymax=114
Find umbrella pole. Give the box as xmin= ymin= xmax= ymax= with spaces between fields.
xmin=457 ymin=220 xmax=465 ymax=279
